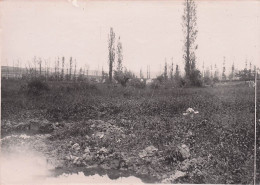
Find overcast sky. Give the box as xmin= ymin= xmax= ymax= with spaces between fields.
xmin=1 ymin=0 xmax=260 ymax=76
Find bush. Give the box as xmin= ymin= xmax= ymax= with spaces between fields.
xmin=147 ymin=80 xmax=158 ymax=89
xmin=27 ymin=79 xmax=49 ymax=96
xmin=175 ymin=77 xmax=186 ymax=87
xmin=128 ymin=78 xmax=146 ymax=89
xmin=187 ymin=70 xmax=202 ymax=87
xmin=114 ymin=71 xmax=133 ymax=87
xmin=150 ymin=78 xmax=185 ymax=89
xmin=156 ymin=75 xmax=164 ymax=83
xmin=213 ymin=77 xmax=219 ymax=83
xmin=203 ymin=76 xmax=212 ymax=85
xmin=161 ymin=80 xmax=177 ymax=89
xmin=123 ymin=86 xmax=136 ymax=97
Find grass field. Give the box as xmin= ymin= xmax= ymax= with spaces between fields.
xmin=1 ymin=79 xmax=259 ymax=184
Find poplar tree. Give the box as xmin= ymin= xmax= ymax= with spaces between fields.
xmin=108 ymin=28 xmax=116 ymax=82
xmin=182 ymin=0 xmax=198 ymax=79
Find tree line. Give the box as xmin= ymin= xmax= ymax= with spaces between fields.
xmin=107 ymin=0 xmax=202 ymax=87
xmin=106 ymin=0 xmax=259 ymax=87
xmin=3 ymin=0 xmax=258 ymax=85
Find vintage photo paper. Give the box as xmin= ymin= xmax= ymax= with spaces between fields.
xmin=1 ymin=0 xmax=260 ymax=184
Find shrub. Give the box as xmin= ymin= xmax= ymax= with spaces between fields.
xmin=187 ymin=69 xmax=202 ymax=87
xmin=174 ymin=77 xmax=186 ymax=87
xmin=27 ymin=79 xmax=49 ymax=96
xmin=114 ymin=70 xmax=135 ymax=87
xmin=123 ymin=86 xmax=136 ymax=97
xmin=128 ymin=78 xmax=146 ymax=89
xmin=203 ymin=76 xmax=212 ymax=85
xmin=156 ymin=74 xmax=164 ymax=83
xmin=213 ymin=77 xmax=219 ymax=83
xmin=161 ymin=80 xmax=178 ymax=89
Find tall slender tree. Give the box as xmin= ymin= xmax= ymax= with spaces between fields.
xmin=69 ymin=57 xmax=73 ymax=80
xmin=61 ymin=57 xmax=65 ymax=80
xmin=164 ymin=58 xmax=168 ymax=81
xmin=108 ymin=27 xmax=116 ymax=83
xmin=140 ymin=68 xmax=145 ymax=79
xmin=116 ymin=36 xmax=123 ymax=72
xmin=86 ymin=65 xmax=89 ymax=78
xmin=210 ymin=64 xmax=213 ymax=79
xmin=54 ymin=58 xmax=57 ymax=79
xmin=202 ymin=61 xmax=205 ymax=78
xmin=147 ymin=65 xmax=149 ymax=79
xmin=57 ymin=57 xmax=60 ymax=80
xmin=175 ymin=64 xmax=180 ymax=79
xmin=230 ymin=62 xmax=235 ymax=80
xmin=170 ymin=58 xmax=174 ymax=80
xmin=222 ymin=57 xmax=226 ymax=81
xmin=47 ymin=58 xmax=50 ymax=79
xmin=182 ymin=0 xmax=198 ymax=79
xmin=44 ymin=59 xmax=48 ymax=80
xmin=33 ymin=56 xmax=37 ymax=77
xmin=249 ymin=61 xmax=252 ymax=79
xmin=149 ymin=66 xmax=151 ymax=79
xmin=74 ymin=59 xmax=77 ymax=81
xmin=214 ymin=64 xmax=218 ymax=79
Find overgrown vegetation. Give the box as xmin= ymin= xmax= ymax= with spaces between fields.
xmin=1 ymin=78 xmax=259 ymax=184
xmin=26 ymin=79 xmax=50 ymax=96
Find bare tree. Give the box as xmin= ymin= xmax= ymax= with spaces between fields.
xmin=61 ymin=57 xmax=65 ymax=80
xmin=5 ymin=59 xmax=10 ymax=78
xmin=116 ymin=36 xmax=123 ymax=72
xmin=140 ymin=68 xmax=143 ymax=79
xmin=170 ymin=58 xmax=174 ymax=80
xmin=149 ymin=66 xmax=151 ymax=79
xmin=202 ymin=61 xmax=205 ymax=78
xmin=74 ymin=59 xmax=77 ymax=81
xmin=47 ymin=58 xmax=51 ymax=80
xmin=222 ymin=57 xmax=226 ymax=81
xmin=249 ymin=61 xmax=252 ymax=78
xmin=83 ymin=66 xmax=86 ymax=77
xmin=175 ymin=64 xmax=180 ymax=79
xmin=164 ymin=58 xmax=168 ymax=81
xmin=80 ymin=67 xmax=83 ymax=76
xmin=66 ymin=67 xmax=69 ymax=81
xmin=38 ymin=57 xmax=42 ymax=77
xmin=69 ymin=57 xmax=73 ymax=80
xmin=182 ymin=0 xmax=198 ymax=79
xmin=54 ymin=58 xmax=57 ymax=80
xmin=33 ymin=56 xmax=37 ymax=77
xmin=44 ymin=59 xmax=48 ymax=80
xmin=86 ymin=65 xmax=89 ymax=78
xmin=147 ymin=65 xmax=149 ymax=79
xmin=57 ymin=57 xmax=60 ymax=80
xmin=229 ymin=62 xmax=235 ymax=81
xmin=210 ymin=64 xmax=213 ymax=79
xmin=108 ymin=27 xmax=116 ymax=83
xmin=214 ymin=64 xmax=218 ymax=79
xmin=17 ymin=59 xmax=20 ymax=78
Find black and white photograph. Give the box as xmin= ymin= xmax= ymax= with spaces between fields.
xmin=1 ymin=0 xmax=260 ymax=184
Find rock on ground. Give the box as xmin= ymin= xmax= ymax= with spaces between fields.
xmin=161 ymin=170 xmax=187 ymax=183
